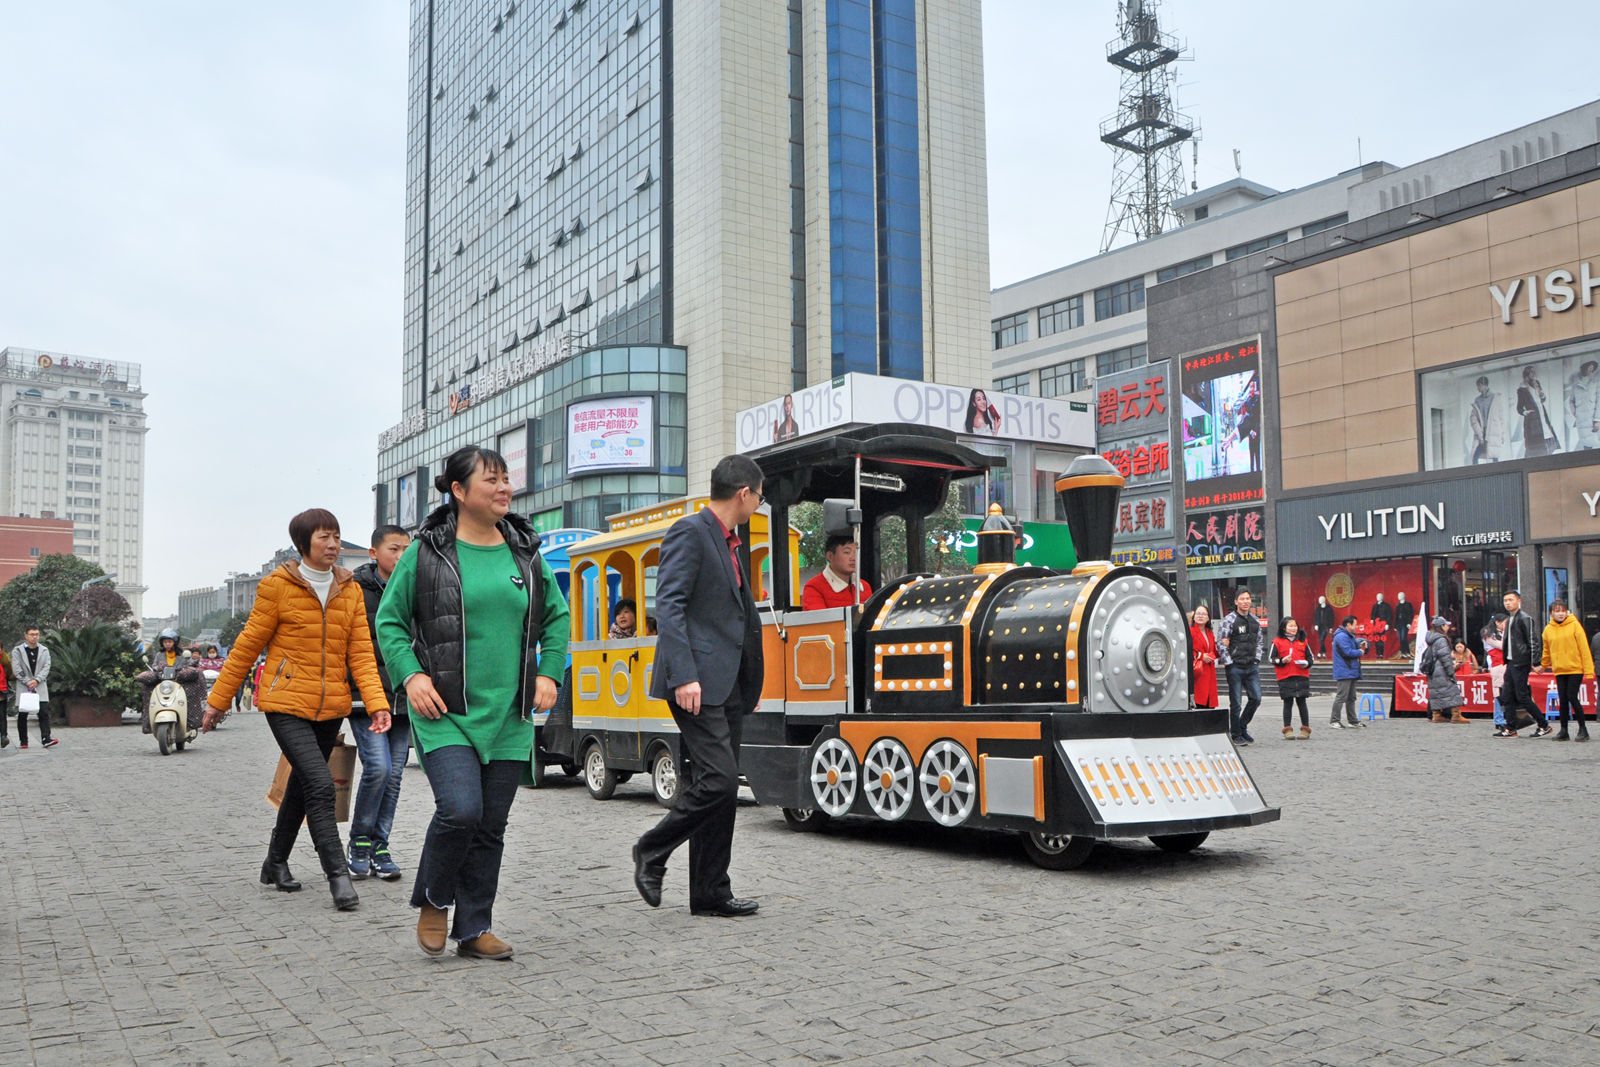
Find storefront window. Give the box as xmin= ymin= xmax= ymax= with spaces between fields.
xmin=1282 ymin=559 xmax=1426 ymax=658
xmin=1420 ymin=336 xmax=1600 ymax=470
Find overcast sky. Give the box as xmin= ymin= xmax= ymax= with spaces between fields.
xmin=1 ymin=2 xmax=1597 ymax=615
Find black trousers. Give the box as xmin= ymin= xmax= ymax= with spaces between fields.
xmin=635 ymin=702 xmax=743 ymax=909
xmin=1499 ymin=664 xmax=1542 ymax=732
xmin=1555 ymin=673 xmax=1588 ymax=732
xmin=14 ymin=698 xmax=52 ymax=744
xmin=265 ymin=713 xmax=347 ymax=877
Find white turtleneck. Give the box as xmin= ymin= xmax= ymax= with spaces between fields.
xmin=301 ymin=562 xmax=334 ymax=608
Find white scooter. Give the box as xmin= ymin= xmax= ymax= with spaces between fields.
xmin=149 ymin=664 xmax=198 ymax=755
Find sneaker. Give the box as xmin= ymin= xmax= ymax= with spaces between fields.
xmin=1533 ymin=723 xmax=1555 ymax=738
xmin=347 ymin=838 xmax=373 ymax=880
xmin=41 ymin=738 xmax=59 ymax=748
xmin=1241 ymin=731 xmax=1256 ymax=744
xmin=1 ymin=736 xmax=8 ymax=748
xmin=18 ymin=742 xmax=27 ymax=749
xmin=1329 ymin=721 xmax=1346 ymax=729
xmin=1353 ymin=721 xmax=1367 ymax=728
xmin=371 ymin=844 xmax=402 ymax=881
xmin=1494 ymin=727 xmax=1518 ymax=738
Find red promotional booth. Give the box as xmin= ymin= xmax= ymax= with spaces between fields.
xmin=1393 ymin=673 xmax=1598 ymax=718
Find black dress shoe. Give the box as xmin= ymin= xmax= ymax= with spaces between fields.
xmin=328 ymin=873 xmax=359 ymax=911
xmin=633 ymin=843 xmax=664 ymax=908
xmin=691 ymin=898 xmax=759 ymax=917
xmin=260 ymin=859 xmax=302 ymax=892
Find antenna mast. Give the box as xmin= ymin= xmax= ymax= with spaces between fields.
xmin=1099 ymin=0 xmax=1197 ymax=252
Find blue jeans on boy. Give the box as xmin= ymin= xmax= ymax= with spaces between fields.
xmin=349 ymin=713 xmax=409 ymax=847
xmin=410 ymin=745 xmax=524 ymax=943
xmin=1227 ymin=664 xmax=1262 ymax=740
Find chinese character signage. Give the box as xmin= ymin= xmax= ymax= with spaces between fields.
xmin=1112 ymin=488 xmax=1173 ymax=538
xmin=498 ymin=424 xmax=528 ymax=494
xmin=1094 ymin=363 xmax=1170 ymax=438
xmin=566 ymin=396 xmax=655 ymax=474
xmin=1184 ymin=506 xmax=1266 ymax=567
xmin=1099 ymin=432 xmax=1172 ymax=488
xmin=1179 ymin=340 xmax=1266 ymax=509
xmin=1096 ymin=361 xmax=1176 ymax=562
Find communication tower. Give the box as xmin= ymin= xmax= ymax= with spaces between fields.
xmin=1099 ymin=0 xmax=1196 ymax=252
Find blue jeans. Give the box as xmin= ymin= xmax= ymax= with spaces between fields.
xmin=410 ymin=746 xmax=523 ymax=942
xmin=1227 ymin=664 xmax=1262 ymax=739
xmin=348 ymin=713 xmax=409 ymax=845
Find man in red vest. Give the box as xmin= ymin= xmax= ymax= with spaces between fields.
xmin=801 ymin=536 xmax=873 ymax=610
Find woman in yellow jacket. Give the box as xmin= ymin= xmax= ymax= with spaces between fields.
xmin=204 ymin=509 xmax=391 ymax=909
xmin=1539 ymin=598 xmax=1593 ymax=742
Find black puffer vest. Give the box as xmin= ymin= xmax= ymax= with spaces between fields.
xmin=411 ymin=504 xmax=546 ymax=717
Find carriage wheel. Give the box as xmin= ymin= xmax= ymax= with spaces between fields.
xmin=1022 ymin=832 xmax=1095 ymax=871
xmin=918 ymin=740 xmax=976 ymax=827
xmin=808 ymin=738 xmax=858 ymax=817
xmin=863 ymin=739 xmax=915 ymax=821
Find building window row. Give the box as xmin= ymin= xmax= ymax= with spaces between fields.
xmin=994 ymin=373 xmax=1030 ymax=395
xmin=992 ymin=312 xmax=1029 ymax=350
xmin=1037 ymin=295 xmax=1083 ymax=337
xmin=1094 ymin=276 xmax=1145 ymax=321
xmin=1225 ymin=232 xmax=1287 ymax=260
xmin=1095 ymin=342 xmax=1148 ymax=377
xmin=1301 ymin=213 xmax=1347 ymax=237
xmin=1040 ymin=358 xmax=1088 ymax=398
xmin=1156 ymin=254 xmax=1213 ymax=283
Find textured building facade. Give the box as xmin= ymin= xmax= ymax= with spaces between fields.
xmin=377 ymin=0 xmax=989 ymax=529
xmin=0 ymin=348 xmax=147 ymax=617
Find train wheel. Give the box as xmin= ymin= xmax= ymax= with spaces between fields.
xmin=782 ymin=807 xmax=831 ymax=832
xmin=582 ymin=743 xmax=617 ymax=800
xmin=1150 ymin=831 xmax=1209 ymax=853
xmin=808 ymin=738 xmax=858 ymax=817
xmin=863 ymin=739 xmax=915 ymax=821
xmin=918 ymin=740 xmax=976 ymax=827
xmin=1022 ymin=832 xmax=1094 ymax=871
xmin=650 ymin=749 xmax=679 ymax=808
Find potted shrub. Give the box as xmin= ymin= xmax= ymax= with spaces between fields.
xmin=45 ymin=624 xmax=144 ymax=727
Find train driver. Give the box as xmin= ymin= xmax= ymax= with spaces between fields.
xmin=802 ymin=535 xmax=874 ymax=610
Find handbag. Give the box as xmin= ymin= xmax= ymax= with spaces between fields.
xmin=18 ymin=691 xmax=40 ymax=712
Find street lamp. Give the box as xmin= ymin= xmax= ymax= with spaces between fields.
xmin=81 ymin=573 xmax=117 ymax=590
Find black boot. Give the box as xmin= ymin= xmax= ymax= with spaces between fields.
xmin=328 ymin=872 xmax=359 ymax=911
xmin=260 ymin=858 xmax=302 ymax=892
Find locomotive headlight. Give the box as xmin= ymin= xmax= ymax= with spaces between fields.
xmin=1141 ymin=632 xmax=1171 ymax=676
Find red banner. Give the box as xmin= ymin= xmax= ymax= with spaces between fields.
xmin=1392 ymin=673 xmax=1597 ymax=715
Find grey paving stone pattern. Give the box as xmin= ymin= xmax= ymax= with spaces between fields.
xmin=2 ymin=701 xmax=1597 ymax=1066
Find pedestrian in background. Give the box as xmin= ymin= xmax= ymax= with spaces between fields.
xmin=1538 ymin=598 xmax=1592 ymax=742
xmin=376 ymin=446 xmax=569 ymax=960
xmin=11 ymin=627 xmax=57 ymax=749
xmin=1484 ymin=616 xmax=1507 ymax=723
xmin=204 ymin=509 xmax=392 ymax=912
xmin=0 ymin=648 xmax=9 ymax=749
xmin=1189 ymin=604 xmax=1218 ymax=709
xmin=1270 ymin=616 xmax=1314 ymax=739
xmin=1330 ymin=615 xmax=1367 ymax=729
xmin=1418 ymin=616 xmax=1467 ymax=724
xmin=633 ymin=455 xmax=767 ymax=917
xmin=346 ymin=525 xmax=413 ymax=881
xmin=1496 ymin=591 xmax=1551 ymax=738
xmin=1221 ymin=590 xmax=1264 ymax=745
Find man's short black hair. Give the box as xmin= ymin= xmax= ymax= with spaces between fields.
xmin=824 ymin=535 xmax=856 ymax=555
xmin=370 ymin=524 xmax=409 ymax=548
xmin=1341 ymin=615 xmax=1358 ymax=628
xmin=1505 ymin=589 xmax=1521 ymax=599
xmin=709 ymin=454 xmax=764 ymax=501
xmin=614 ymin=598 xmax=637 ymax=615
xmin=24 ymin=625 xmax=40 ymax=634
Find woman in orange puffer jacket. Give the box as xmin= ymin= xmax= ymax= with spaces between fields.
xmin=205 ymin=508 xmax=391 ymax=911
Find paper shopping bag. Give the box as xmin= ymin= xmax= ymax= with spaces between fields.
xmin=18 ymin=691 xmax=40 ymax=713
xmin=265 ymin=741 xmax=357 ymax=823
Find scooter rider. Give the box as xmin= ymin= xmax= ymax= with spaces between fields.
xmin=137 ymin=629 xmax=207 ymax=736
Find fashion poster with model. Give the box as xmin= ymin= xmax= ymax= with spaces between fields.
xmin=1177 ymin=340 xmax=1265 ymax=509
xmin=1422 ymin=338 xmax=1600 ymax=469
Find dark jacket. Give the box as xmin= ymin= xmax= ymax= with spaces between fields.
xmin=350 ymin=562 xmax=403 ymax=716
xmin=1371 ymin=599 xmax=1395 ymax=626
xmin=410 ymin=504 xmax=547 ymax=718
xmin=1313 ymin=602 xmax=1335 ymax=631
xmin=1417 ymin=631 xmax=1461 ymax=711
xmin=1332 ymin=628 xmax=1365 ymax=681
xmin=1504 ymin=609 xmax=1541 ymax=668
xmin=1394 ymin=599 xmax=1416 ymax=633
xmin=1223 ymin=610 xmax=1264 ymax=668
xmin=649 ymin=505 xmax=764 ymax=710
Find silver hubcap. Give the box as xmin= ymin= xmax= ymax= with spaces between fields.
xmin=863 ymin=739 xmax=915 ymax=821
xmin=586 ymin=749 xmax=605 ymax=786
xmin=808 ymin=738 xmax=858 ymax=817
xmin=653 ymin=754 xmax=676 ymax=798
xmin=1031 ymin=833 xmax=1073 ymax=854
xmin=918 ymin=740 xmax=976 ymax=827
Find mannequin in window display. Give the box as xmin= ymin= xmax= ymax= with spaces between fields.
xmin=1313 ymin=596 xmax=1336 ymax=656
xmin=1567 ymin=360 xmax=1600 ymax=451
xmin=1370 ymin=593 xmax=1394 ymax=658
xmin=1516 ymin=364 xmax=1562 ymax=457
xmin=1394 ymin=591 xmax=1416 ymax=658
xmin=1466 ymin=375 xmax=1505 ymax=464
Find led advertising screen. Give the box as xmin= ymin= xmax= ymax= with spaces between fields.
xmin=566 ymin=396 xmax=655 ymax=475
xmin=1180 ymin=340 xmax=1265 ymax=509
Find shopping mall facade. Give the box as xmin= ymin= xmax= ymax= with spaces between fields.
xmin=1147 ymin=115 xmax=1600 ymax=659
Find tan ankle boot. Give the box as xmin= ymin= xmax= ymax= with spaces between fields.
xmin=1450 ymin=710 xmax=1470 ymax=724
xmin=458 ymin=932 xmax=514 ymax=960
xmin=417 ymin=904 xmax=448 ymax=957
xmin=1298 ymin=725 xmax=1311 ymax=740
xmin=1430 ymin=712 xmax=1448 ymax=723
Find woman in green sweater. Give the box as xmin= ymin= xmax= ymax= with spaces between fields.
xmin=376 ymin=446 xmax=569 ymax=959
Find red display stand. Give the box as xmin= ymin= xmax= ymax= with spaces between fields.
xmin=1392 ymin=672 xmax=1598 ymax=717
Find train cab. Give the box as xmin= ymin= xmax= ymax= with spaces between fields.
xmin=540 ymin=496 xmax=799 ymax=807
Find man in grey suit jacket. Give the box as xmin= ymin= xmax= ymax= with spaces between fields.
xmin=12 ymin=626 xmax=56 ymax=748
xmin=633 ymin=455 xmax=766 ymax=916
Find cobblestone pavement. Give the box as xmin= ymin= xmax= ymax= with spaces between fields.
xmin=3 ymin=701 xmax=1598 ymax=1066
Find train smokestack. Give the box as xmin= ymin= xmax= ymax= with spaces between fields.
xmin=1054 ymin=454 xmax=1125 ymax=570
xmin=974 ymin=503 xmax=1018 ymax=573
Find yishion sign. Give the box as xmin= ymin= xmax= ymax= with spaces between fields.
xmin=1275 ymin=472 xmax=1525 ymax=564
